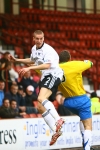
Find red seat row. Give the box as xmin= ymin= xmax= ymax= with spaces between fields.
xmin=39 ymin=15 xmax=100 ymax=26
xmin=20 ymin=8 xmax=100 ymax=20
xmin=23 ymin=113 xmax=42 ymax=118
xmin=78 ymin=33 xmax=100 ymax=41
xmin=58 ymin=25 xmax=100 ymax=33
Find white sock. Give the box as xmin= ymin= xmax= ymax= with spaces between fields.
xmin=42 ymin=110 xmax=56 ymax=133
xmin=42 ymin=100 xmax=60 ymax=121
xmin=83 ymin=130 xmax=92 ymax=150
xmin=80 ymin=121 xmax=84 ymax=146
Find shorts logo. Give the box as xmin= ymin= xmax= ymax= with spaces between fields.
xmin=44 ymin=77 xmax=50 ymax=86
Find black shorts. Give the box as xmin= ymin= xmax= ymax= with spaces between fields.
xmin=39 ymin=74 xmax=61 ymax=102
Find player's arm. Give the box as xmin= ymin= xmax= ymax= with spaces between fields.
xmin=76 ymin=60 xmax=93 ymax=72
xmin=15 ymin=58 xmax=34 ymax=64
xmin=8 ymin=54 xmax=34 ymax=64
xmin=28 ymin=63 xmax=51 ymax=70
xmin=84 ymin=60 xmax=93 ymax=68
xmin=19 ymin=63 xmax=51 ymax=76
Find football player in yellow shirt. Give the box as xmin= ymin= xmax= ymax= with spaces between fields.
xmin=56 ymin=50 xmax=93 ymax=150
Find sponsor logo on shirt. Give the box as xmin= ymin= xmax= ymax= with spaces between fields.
xmin=44 ymin=60 xmax=51 ymax=63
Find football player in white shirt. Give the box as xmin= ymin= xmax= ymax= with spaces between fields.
xmin=8 ymin=30 xmax=65 ymax=145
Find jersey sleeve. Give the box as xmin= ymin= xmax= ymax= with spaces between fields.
xmin=77 ymin=60 xmax=93 ymax=72
xmin=30 ymin=53 xmax=33 ymax=61
xmin=30 ymin=48 xmax=34 ymax=62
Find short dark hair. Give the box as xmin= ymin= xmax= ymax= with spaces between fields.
xmin=10 ymin=99 xmax=17 ymax=104
xmin=11 ymin=84 xmax=18 ymax=88
xmin=33 ymin=30 xmax=44 ymax=37
xmin=3 ymin=98 xmax=10 ymax=103
xmin=59 ymin=50 xmax=71 ymax=63
xmin=0 ymin=80 xmax=5 ymax=83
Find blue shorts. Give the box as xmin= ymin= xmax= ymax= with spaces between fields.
xmin=63 ymin=94 xmax=92 ymax=120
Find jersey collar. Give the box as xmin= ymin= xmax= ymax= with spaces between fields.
xmin=36 ymin=42 xmax=44 ymax=50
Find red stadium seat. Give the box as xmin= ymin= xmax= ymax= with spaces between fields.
xmin=23 ymin=114 xmax=30 ymax=118
xmin=33 ymin=75 xmax=40 ymax=82
xmin=14 ymin=46 xmax=24 ymax=58
xmin=29 ymin=114 xmax=37 ymax=118
xmin=37 ymin=114 xmax=42 ymax=118
xmin=33 ymin=101 xmax=38 ymax=108
xmin=52 ymin=100 xmax=59 ymax=110
xmin=96 ymin=41 xmax=100 ymax=48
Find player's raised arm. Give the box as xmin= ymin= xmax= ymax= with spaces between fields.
xmin=19 ymin=63 xmax=50 ymax=77
xmin=7 ymin=54 xmax=34 ymax=64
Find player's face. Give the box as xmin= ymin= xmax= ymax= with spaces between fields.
xmin=33 ymin=34 xmax=44 ymax=48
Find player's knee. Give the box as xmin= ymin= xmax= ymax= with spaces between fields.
xmin=37 ymin=100 xmax=45 ymax=114
xmin=82 ymin=120 xmax=92 ymax=130
xmin=37 ymin=96 xmax=45 ymax=103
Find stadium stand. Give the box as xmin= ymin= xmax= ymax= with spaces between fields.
xmin=0 ymin=8 xmax=100 ymax=90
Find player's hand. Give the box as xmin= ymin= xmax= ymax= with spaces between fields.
xmin=8 ymin=54 xmax=16 ymax=62
xmin=18 ymin=67 xmax=30 ymax=77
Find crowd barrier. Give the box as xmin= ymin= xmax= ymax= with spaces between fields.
xmin=0 ymin=115 xmax=100 ymax=150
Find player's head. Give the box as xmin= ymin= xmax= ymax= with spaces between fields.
xmin=59 ymin=50 xmax=71 ymax=63
xmin=33 ymin=30 xmax=44 ymax=48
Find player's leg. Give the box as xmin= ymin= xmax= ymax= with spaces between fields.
xmin=80 ymin=120 xmax=95 ymax=150
xmin=63 ymin=95 xmax=92 ymax=150
xmin=38 ymin=75 xmax=65 ymax=125
xmin=80 ymin=120 xmax=84 ymax=147
xmin=37 ymin=100 xmax=63 ymax=146
xmin=82 ymin=118 xmax=92 ymax=150
xmin=38 ymin=87 xmax=60 ymax=121
xmin=38 ymin=75 xmax=61 ymax=119
xmin=37 ymin=88 xmax=64 ymax=146
xmin=37 ymin=75 xmax=65 ymax=145
xmin=38 ymin=87 xmax=64 ymax=129
xmin=37 ymin=99 xmax=57 ymax=132
xmin=79 ymin=96 xmax=92 ymax=150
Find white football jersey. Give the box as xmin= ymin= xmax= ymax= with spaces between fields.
xmin=30 ymin=43 xmax=63 ymax=80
